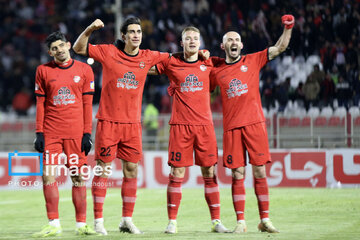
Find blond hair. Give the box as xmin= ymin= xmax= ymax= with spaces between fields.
xmin=181 ymin=26 xmax=200 ymax=38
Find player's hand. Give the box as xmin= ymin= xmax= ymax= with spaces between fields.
xmin=34 ymin=132 xmax=44 ymax=153
xmin=281 ymin=14 xmax=295 ymax=29
xmin=81 ymin=133 xmax=93 ymax=156
xmin=199 ymin=49 xmax=210 ymax=60
xmin=167 ymin=82 xmax=176 ymax=96
xmin=89 ymin=19 xmax=104 ymax=31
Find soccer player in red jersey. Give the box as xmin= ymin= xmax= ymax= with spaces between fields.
xmin=210 ymin=15 xmax=295 ymax=233
xmin=33 ymin=31 xmax=96 ymax=237
xmin=153 ymin=26 xmax=229 ymax=234
xmin=73 ymin=18 xmax=171 ymax=235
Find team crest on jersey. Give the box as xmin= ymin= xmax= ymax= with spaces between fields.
xmin=240 ymin=65 xmax=248 ymax=72
xmin=180 ymin=74 xmax=203 ymax=92
xmin=226 ymin=78 xmax=248 ymax=98
xmin=139 ymin=61 xmax=145 ymax=69
xmin=73 ymin=76 xmax=81 ymax=83
xmin=117 ymin=72 xmax=139 ymax=89
xmin=53 ymin=87 xmax=75 ymax=105
xmin=200 ymin=64 xmax=207 ymax=71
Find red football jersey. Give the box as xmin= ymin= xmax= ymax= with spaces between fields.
xmin=88 ymin=44 xmax=170 ymax=122
xmin=156 ymin=56 xmax=213 ymax=125
xmin=210 ymin=49 xmax=269 ymax=131
xmin=35 ymin=59 xmax=95 ymax=138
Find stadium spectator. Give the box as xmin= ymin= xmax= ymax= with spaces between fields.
xmin=261 ymin=77 xmax=276 ymax=111
xmin=303 ymin=74 xmax=320 ymax=110
xmin=309 ymin=64 xmax=325 ymax=85
xmin=33 ymin=31 xmax=95 ymax=237
xmin=12 ymin=88 xmax=32 ymax=116
xmin=335 ymin=75 xmax=351 ymax=109
xmin=319 ymin=73 xmax=335 ymax=108
xmin=72 ymin=17 xmax=170 ymax=235
xmin=209 ymin=14 xmax=294 ymax=234
xmin=143 ymin=101 xmax=159 ymax=144
xmin=153 ymin=26 xmax=229 ymax=234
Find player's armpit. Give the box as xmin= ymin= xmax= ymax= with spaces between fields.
xmin=148 ymin=66 xmax=159 ymax=75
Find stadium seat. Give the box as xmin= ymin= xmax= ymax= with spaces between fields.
xmin=301 ymin=116 xmax=311 ymax=126
xmin=288 ymin=117 xmax=301 ymax=127
xmin=355 ymin=116 xmax=360 ymax=126
xmin=328 ymin=116 xmax=341 ymax=126
xmin=314 ymin=116 xmax=327 ymax=126
xmin=307 ymin=107 xmax=320 ymax=118
xmin=349 ymin=106 xmax=360 ymax=117
xmin=28 ymin=121 xmax=36 ymax=131
xmin=320 ymin=106 xmax=333 ymax=118
xmin=334 ymin=106 xmax=347 ymax=117
xmin=279 ymin=117 xmax=288 ymax=127
xmin=0 ymin=122 xmax=11 ymax=131
xmin=13 ymin=122 xmax=23 ymax=131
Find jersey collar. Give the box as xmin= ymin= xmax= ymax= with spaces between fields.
xmin=54 ymin=59 xmax=74 ymax=69
xmin=225 ymin=55 xmax=242 ymax=65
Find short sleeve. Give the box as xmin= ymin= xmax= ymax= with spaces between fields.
xmin=155 ymin=54 xmax=171 ymax=75
xmin=256 ymin=49 xmax=269 ymax=69
xmin=88 ymin=44 xmax=108 ymax=63
xmin=82 ymin=65 xmax=95 ymax=94
xmin=150 ymin=51 xmax=171 ymax=66
xmin=210 ymin=56 xmax=222 ymax=67
xmin=35 ymin=66 xmax=46 ymax=96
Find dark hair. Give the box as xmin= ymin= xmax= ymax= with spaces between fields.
xmin=45 ymin=31 xmax=67 ymax=49
xmin=120 ymin=17 xmax=141 ymax=35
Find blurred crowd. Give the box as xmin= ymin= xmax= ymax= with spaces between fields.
xmin=0 ymin=0 xmax=359 ymax=117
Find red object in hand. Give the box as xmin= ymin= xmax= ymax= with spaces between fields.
xmin=281 ymin=14 xmax=295 ymax=29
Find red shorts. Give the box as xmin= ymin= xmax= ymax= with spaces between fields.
xmin=168 ymin=124 xmax=218 ymax=167
xmin=94 ymin=120 xmax=142 ymax=163
xmin=223 ymin=122 xmax=271 ymax=169
xmin=43 ymin=136 xmax=86 ymax=168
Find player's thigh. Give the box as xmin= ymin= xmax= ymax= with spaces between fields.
xmin=194 ymin=125 xmax=218 ymax=167
xmin=43 ymin=136 xmax=63 ymax=165
xmin=168 ymin=125 xmax=194 ymax=167
xmin=242 ymin=122 xmax=271 ymax=166
xmin=117 ymin=123 xmax=143 ymax=163
xmin=223 ymin=128 xmax=247 ymax=168
xmin=63 ymin=138 xmax=86 ymax=168
xmin=94 ymin=120 xmax=119 ymax=163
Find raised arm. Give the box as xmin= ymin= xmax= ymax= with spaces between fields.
xmin=73 ymin=19 xmax=105 ymax=56
xmin=268 ymin=15 xmax=294 ymax=60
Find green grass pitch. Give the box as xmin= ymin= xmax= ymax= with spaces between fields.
xmin=0 ymin=187 xmax=359 ymax=239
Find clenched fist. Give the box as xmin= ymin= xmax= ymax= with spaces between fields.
xmin=281 ymin=15 xmax=295 ymax=29
xmin=89 ymin=19 xmax=105 ymax=31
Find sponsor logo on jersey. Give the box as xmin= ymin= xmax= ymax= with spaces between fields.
xmin=180 ymin=74 xmax=203 ymax=92
xmin=73 ymin=76 xmax=80 ymax=83
xmin=200 ymin=64 xmax=207 ymax=71
xmin=53 ymin=87 xmax=75 ymax=105
xmin=117 ymin=72 xmax=139 ymax=89
xmin=240 ymin=65 xmax=248 ymax=72
xmin=139 ymin=61 xmax=145 ymax=69
xmin=90 ymin=81 xmax=95 ymax=90
xmin=226 ymin=78 xmax=248 ymax=98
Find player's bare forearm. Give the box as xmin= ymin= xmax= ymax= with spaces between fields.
xmin=268 ymin=14 xmax=294 ymax=60
xmin=73 ymin=19 xmax=104 ymax=56
xmin=268 ymin=28 xmax=292 ymax=60
xmin=148 ymin=66 xmax=159 ymax=75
